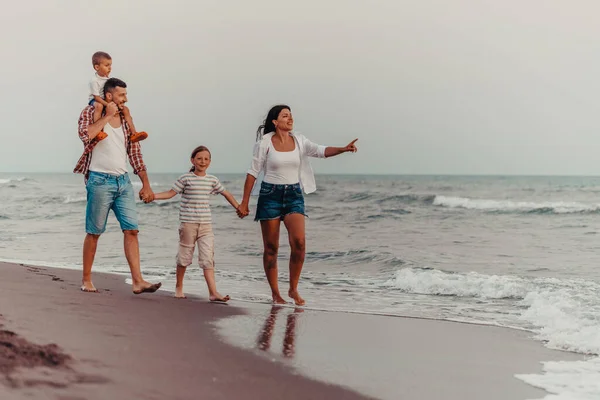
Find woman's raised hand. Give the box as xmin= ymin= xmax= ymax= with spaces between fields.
xmin=344 ymin=139 xmax=358 ymax=153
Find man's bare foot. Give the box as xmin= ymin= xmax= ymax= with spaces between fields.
xmin=80 ymin=281 xmax=98 ymax=293
xmin=174 ymin=286 xmax=186 ymax=299
xmin=272 ymin=293 xmax=287 ymax=304
xmin=132 ymin=281 xmax=162 ymax=295
xmin=288 ymin=289 xmax=305 ymax=306
xmin=209 ymin=293 xmax=230 ymax=303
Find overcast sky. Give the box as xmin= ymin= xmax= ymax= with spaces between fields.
xmin=2 ymin=0 xmax=600 ymax=176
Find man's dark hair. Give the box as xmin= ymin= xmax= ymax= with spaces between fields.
xmin=103 ymin=78 xmax=127 ymax=96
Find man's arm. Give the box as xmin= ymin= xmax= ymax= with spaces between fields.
xmin=137 ymin=170 xmax=154 ymax=202
xmin=78 ymin=102 xmax=119 ymax=143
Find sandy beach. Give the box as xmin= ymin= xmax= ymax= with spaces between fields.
xmin=0 ymin=261 xmax=581 ymax=400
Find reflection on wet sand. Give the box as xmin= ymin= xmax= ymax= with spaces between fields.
xmin=257 ymin=306 xmax=303 ymax=358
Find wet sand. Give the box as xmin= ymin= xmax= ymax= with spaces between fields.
xmin=0 ymin=262 xmax=370 ymax=400
xmin=216 ymin=304 xmax=583 ymax=400
xmin=0 ymin=262 xmax=582 ymax=399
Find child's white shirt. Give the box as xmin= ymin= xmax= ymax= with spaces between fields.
xmin=89 ymin=73 xmax=109 ymax=101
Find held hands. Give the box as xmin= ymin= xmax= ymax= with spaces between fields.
xmin=344 ymin=139 xmax=358 ymax=153
xmin=139 ymin=187 xmax=155 ymax=203
xmin=236 ymin=202 xmax=250 ymax=219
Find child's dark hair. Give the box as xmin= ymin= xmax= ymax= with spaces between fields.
xmin=189 ymin=146 xmax=211 ymax=172
xmin=92 ymin=51 xmax=111 ymax=66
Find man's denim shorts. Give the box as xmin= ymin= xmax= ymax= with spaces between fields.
xmin=255 ymin=182 xmax=306 ymax=221
xmin=85 ymin=171 xmax=139 ymax=234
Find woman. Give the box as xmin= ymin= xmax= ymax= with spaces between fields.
xmin=238 ymin=105 xmax=358 ymax=306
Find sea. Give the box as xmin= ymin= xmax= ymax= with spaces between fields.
xmin=1 ymin=172 xmax=599 ymax=399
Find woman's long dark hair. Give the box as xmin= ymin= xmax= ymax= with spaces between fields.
xmin=256 ymin=105 xmax=290 ymax=141
xmin=189 ymin=145 xmax=211 ymax=172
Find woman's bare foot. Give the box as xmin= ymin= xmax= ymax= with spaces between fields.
xmin=174 ymin=286 xmax=186 ymax=299
xmin=80 ymin=280 xmax=98 ymax=293
xmin=272 ymin=293 xmax=287 ymax=304
xmin=209 ymin=293 xmax=230 ymax=303
xmin=132 ymin=281 xmax=162 ymax=295
xmin=288 ymin=289 xmax=305 ymax=306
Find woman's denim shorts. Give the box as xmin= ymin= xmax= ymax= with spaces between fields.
xmin=255 ymin=182 xmax=306 ymax=221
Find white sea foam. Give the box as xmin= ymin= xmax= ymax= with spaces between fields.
xmin=433 ymin=195 xmax=600 ymax=214
xmin=386 ymin=267 xmax=600 ymax=399
xmin=63 ymin=195 xmax=86 ymax=204
xmin=0 ymin=177 xmax=27 ymax=185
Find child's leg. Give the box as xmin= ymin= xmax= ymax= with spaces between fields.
xmin=121 ymin=106 xmax=148 ymax=143
xmin=175 ymin=223 xmax=197 ymax=299
xmin=202 ymin=269 xmax=229 ymax=302
xmin=93 ymin=102 xmax=103 ymax=123
xmin=175 ymin=265 xmax=187 ymax=298
xmin=92 ymin=103 xmax=107 ymax=141
xmin=197 ymin=225 xmax=229 ymax=302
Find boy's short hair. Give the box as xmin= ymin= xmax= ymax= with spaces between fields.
xmin=92 ymin=51 xmax=112 ymax=66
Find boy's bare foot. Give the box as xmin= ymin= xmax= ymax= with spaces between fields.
xmin=175 ymin=287 xmax=186 ymax=299
xmin=272 ymin=293 xmax=287 ymax=304
xmin=95 ymin=131 xmax=108 ymax=141
xmin=129 ymin=132 xmax=148 ymax=143
xmin=132 ymin=281 xmax=162 ymax=295
xmin=288 ymin=289 xmax=305 ymax=306
xmin=80 ymin=280 xmax=98 ymax=293
xmin=209 ymin=293 xmax=230 ymax=303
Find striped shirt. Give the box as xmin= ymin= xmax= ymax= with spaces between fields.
xmin=172 ymin=173 xmax=225 ymax=223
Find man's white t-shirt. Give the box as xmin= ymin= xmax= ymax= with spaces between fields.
xmin=89 ymin=73 xmax=109 ymax=101
xmin=89 ymin=123 xmax=127 ymax=175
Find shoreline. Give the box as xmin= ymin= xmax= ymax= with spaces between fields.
xmin=0 ymin=262 xmax=371 ymax=400
xmin=0 ymin=261 xmax=583 ymax=399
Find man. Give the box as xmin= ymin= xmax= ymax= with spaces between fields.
xmin=74 ymin=77 xmax=161 ymax=294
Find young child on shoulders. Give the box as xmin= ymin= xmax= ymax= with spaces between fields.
xmin=152 ymin=146 xmax=240 ymax=301
xmin=88 ymin=51 xmax=148 ymax=143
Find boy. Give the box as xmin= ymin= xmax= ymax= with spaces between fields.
xmin=89 ymin=51 xmax=148 ymax=143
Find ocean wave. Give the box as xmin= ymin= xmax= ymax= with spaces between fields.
xmin=376 ymin=194 xmax=436 ymax=204
xmin=433 ymin=195 xmax=600 ymax=214
xmin=63 ymin=195 xmax=86 ymax=204
xmin=385 ymin=268 xmax=531 ymax=299
xmin=342 ymin=193 xmax=435 ymax=204
xmin=385 ymin=267 xmax=600 ymax=399
xmin=0 ymin=177 xmax=35 ymax=187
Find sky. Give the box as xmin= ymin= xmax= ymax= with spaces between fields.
xmin=2 ymin=0 xmax=600 ymax=176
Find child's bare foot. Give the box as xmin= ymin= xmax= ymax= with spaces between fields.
xmin=132 ymin=281 xmax=162 ymax=295
xmin=174 ymin=286 xmax=186 ymax=299
xmin=288 ymin=289 xmax=305 ymax=306
xmin=209 ymin=293 xmax=230 ymax=303
xmin=129 ymin=131 xmax=148 ymax=143
xmin=272 ymin=293 xmax=287 ymax=304
xmin=96 ymin=131 xmax=107 ymax=141
xmin=80 ymin=280 xmax=98 ymax=293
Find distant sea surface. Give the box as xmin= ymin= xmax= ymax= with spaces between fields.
xmin=1 ymin=172 xmax=599 ymax=398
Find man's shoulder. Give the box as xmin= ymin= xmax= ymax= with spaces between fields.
xmin=80 ymin=105 xmax=94 ymax=115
